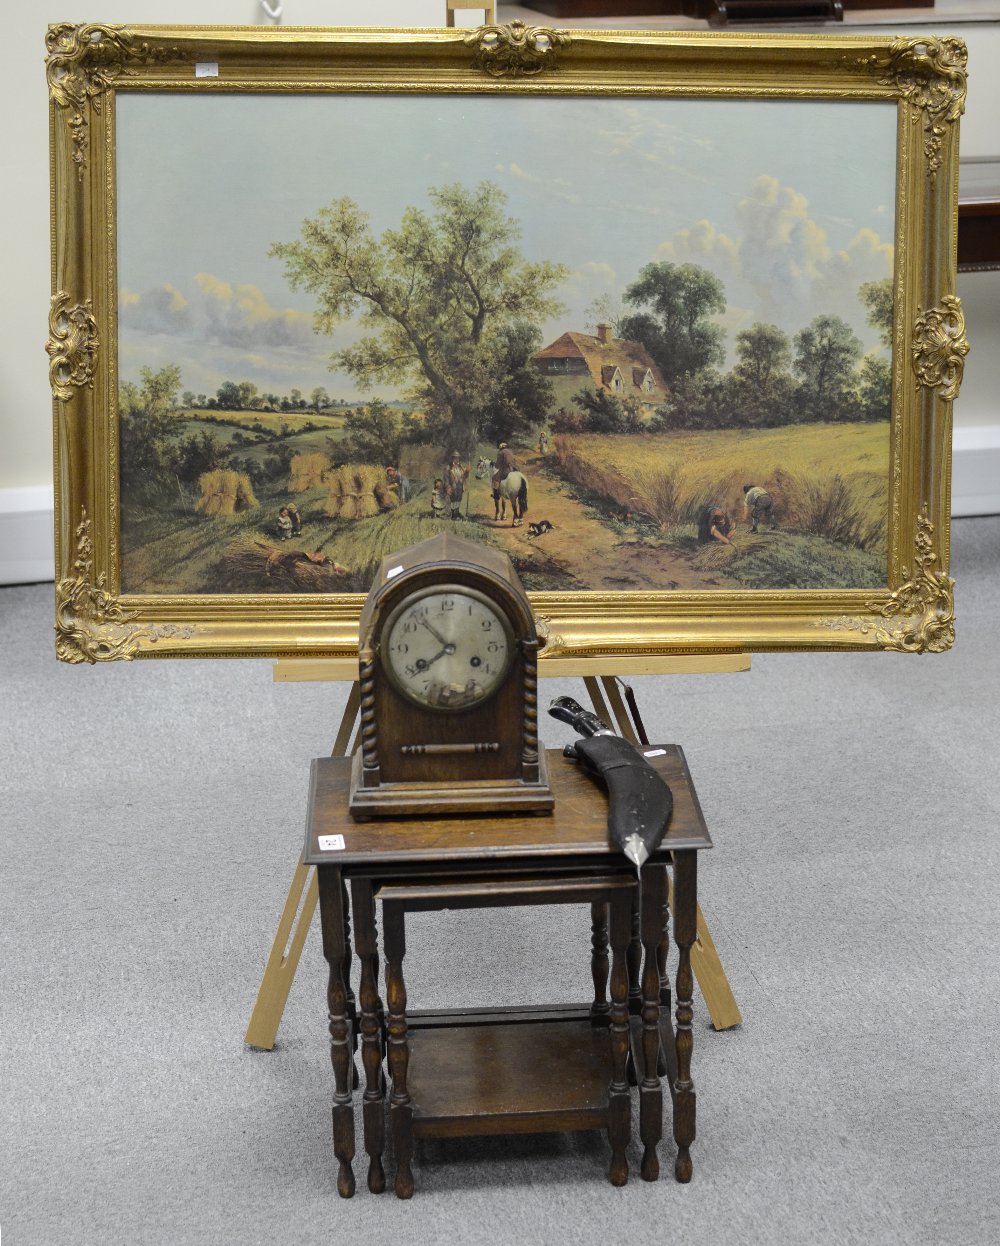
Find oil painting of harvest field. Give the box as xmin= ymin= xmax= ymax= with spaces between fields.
xmin=116 ymin=93 xmax=897 ymax=596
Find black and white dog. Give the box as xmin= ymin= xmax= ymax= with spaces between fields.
xmin=527 ymin=520 xmax=554 ymax=539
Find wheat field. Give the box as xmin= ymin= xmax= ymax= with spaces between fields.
xmin=554 ymin=422 xmax=890 ymax=553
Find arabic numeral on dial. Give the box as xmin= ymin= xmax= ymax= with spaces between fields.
xmin=441 ymin=598 xmax=454 ymax=611
xmin=487 ymin=641 xmax=500 ymax=653
xmin=480 ymin=619 xmax=492 ymax=630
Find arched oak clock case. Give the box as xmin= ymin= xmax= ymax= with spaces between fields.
xmin=348 ymin=532 xmax=554 ymax=819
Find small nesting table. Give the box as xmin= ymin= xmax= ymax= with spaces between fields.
xmin=304 ymin=744 xmax=712 ymax=1197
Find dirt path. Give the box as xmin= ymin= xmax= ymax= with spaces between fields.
xmin=467 ymin=452 xmax=735 ymax=592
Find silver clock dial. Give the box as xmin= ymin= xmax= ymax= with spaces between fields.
xmin=384 ymin=587 xmax=513 ymax=710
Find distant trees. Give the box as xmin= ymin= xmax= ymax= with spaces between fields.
xmin=310 ymin=386 xmax=330 ymax=413
xmin=650 ymin=277 xmax=889 ymax=431
xmin=792 ymin=314 xmax=864 ymax=422
xmin=216 ymin=380 xmax=241 ymax=410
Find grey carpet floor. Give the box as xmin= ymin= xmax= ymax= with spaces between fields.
xmin=2 ymin=517 xmax=998 ymax=1246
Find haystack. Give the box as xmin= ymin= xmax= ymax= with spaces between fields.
xmin=288 ymin=451 xmax=330 ymax=492
xmin=223 ymin=536 xmax=348 ymax=592
xmin=195 ymin=469 xmax=258 ymax=516
xmin=322 ymin=464 xmax=383 ymax=519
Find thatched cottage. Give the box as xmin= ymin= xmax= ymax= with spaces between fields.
xmin=532 ymin=323 xmax=668 ymax=416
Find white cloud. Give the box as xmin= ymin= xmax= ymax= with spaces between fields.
xmin=651 ymin=175 xmax=893 ymax=347
xmin=118 ymin=282 xmax=193 ymax=335
xmin=119 ymin=274 xmax=317 ymax=352
xmin=658 ymin=219 xmax=739 ymax=271
xmin=194 ymin=273 xmax=316 ymax=350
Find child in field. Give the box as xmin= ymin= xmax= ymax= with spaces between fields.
xmin=277 ymin=507 xmax=293 ymax=541
xmin=286 ymin=502 xmax=302 ymax=535
xmin=430 ymin=478 xmax=447 ymax=518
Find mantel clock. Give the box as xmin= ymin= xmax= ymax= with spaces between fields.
xmin=348 ymin=532 xmax=554 ymax=818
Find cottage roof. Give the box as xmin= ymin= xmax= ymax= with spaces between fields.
xmin=533 ymin=331 xmax=667 ymax=396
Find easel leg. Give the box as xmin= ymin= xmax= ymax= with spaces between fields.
xmin=586 ymin=674 xmax=742 ymax=1034
xmin=244 ymin=683 xmax=361 ymax=1051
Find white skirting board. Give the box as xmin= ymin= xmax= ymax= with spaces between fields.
xmin=0 ymin=486 xmax=55 ymax=586
xmin=2 ymin=432 xmax=999 ymax=585
xmin=951 ymin=426 xmax=1000 ymax=518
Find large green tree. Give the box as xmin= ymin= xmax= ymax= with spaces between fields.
xmin=271 ymin=181 xmax=567 ymax=451
xmin=619 ymin=261 xmax=726 ymax=384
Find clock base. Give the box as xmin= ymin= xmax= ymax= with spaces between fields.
xmin=348 ymin=749 xmax=554 ymax=820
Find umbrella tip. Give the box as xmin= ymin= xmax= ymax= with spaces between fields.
xmin=623 ymin=834 xmax=649 ymax=875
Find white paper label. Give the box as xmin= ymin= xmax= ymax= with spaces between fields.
xmin=318 ymin=834 xmax=346 ymax=852
xmin=386 ymin=565 xmax=404 ymax=580
xmin=195 ymin=63 xmax=219 ymax=78
xmin=643 ymin=748 xmax=667 ymax=758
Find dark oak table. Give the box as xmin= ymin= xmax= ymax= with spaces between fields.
xmin=303 ymin=744 xmax=712 ymax=1197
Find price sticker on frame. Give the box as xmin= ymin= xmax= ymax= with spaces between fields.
xmin=318 ymin=834 xmax=346 ymax=852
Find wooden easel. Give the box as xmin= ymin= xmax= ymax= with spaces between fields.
xmin=244 ymin=654 xmax=747 ymax=1050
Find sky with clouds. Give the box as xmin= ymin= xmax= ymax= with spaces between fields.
xmin=117 ymin=92 xmax=896 ymax=399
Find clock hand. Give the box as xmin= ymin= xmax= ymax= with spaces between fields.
xmin=418 ymin=616 xmax=450 ymax=647
xmin=416 ymin=643 xmax=456 ymax=672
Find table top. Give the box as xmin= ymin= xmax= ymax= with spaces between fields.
xmin=303 ymin=745 xmax=711 ymax=868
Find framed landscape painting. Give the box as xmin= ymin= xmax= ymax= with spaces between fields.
xmin=48 ymin=22 xmax=966 ymax=661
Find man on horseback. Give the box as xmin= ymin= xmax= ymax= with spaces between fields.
xmin=493 ymin=441 xmax=518 ymax=488
xmin=476 ymin=444 xmax=528 ymax=526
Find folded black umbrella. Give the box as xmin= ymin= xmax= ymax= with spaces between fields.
xmin=548 ymin=696 xmax=674 ymax=873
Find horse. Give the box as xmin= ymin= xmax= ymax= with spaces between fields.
xmin=475 ymin=457 xmax=528 ymax=526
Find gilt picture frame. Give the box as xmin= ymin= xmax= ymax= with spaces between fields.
xmin=48 ymin=22 xmax=966 ymax=661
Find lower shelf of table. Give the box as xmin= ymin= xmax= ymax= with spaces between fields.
xmin=405 ymin=1006 xmax=617 ymax=1139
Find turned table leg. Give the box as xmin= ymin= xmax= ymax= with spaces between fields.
xmin=342 ymin=878 xmax=360 ymax=1090
xmin=382 ymin=902 xmax=414 ymax=1199
xmin=350 ymin=877 xmax=386 ymax=1195
xmin=672 ymin=851 xmax=698 ymax=1183
xmin=589 ymin=900 xmax=610 ymax=1023
xmin=639 ymin=866 xmax=666 ymax=1181
xmin=627 ymin=890 xmax=643 ymax=1015
xmin=657 ymin=863 xmax=671 ymax=1077
xmin=318 ymin=865 xmax=355 ymax=1198
xmin=607 ymin=889 xmax=632 ymax=1187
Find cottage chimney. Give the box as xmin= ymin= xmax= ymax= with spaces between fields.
xmin=596 ymin=322 xmax=610 ymax=345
